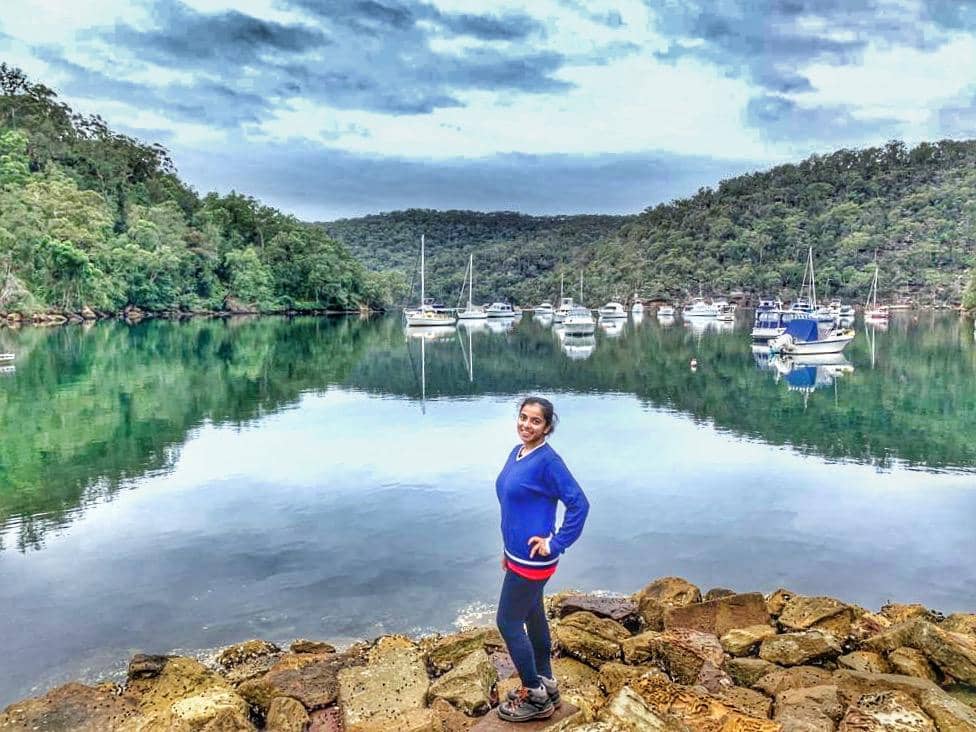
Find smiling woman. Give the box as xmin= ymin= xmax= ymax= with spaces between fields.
xmin=493 ymin=396 xmax=589 ymax=722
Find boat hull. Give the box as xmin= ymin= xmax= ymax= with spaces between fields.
xmin=751 ymin=327 xmax=785 ymax=340
xmin=405 ymin=313 xmax=457 ymax=327
xmin=780 ymin=334 xmax=854 ymax=355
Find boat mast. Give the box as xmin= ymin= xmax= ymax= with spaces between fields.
xmin=579 ymin=272 xmax=584 ymax=303
xmin=560 ymin=273 xmax=564 ymax=302
xmin=420 ymin=234 xmax=426 ymax=307
xmin=809 ymin=247 xmax=817 ymax=309
xmin=467 ymin=253 xmax=473 ymax=310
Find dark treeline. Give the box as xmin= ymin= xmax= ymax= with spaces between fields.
xmin=321 ymin=209 xmax=629 ymax=307
xmin=324 ymin=144 xmax=976 ymax=309
xmin=0 ymin=65 xmax=406 ymax=316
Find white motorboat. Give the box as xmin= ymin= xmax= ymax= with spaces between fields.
xmin=683 ymin=297 xmax=718 ymax=317
xmin=0 ymin=353 xmax=14 ymax=362
xmin=535 ymin=302 xmax=554 ymax=315
xmin=751 ymin=309 xmax=790 ymax=340
xmin=769 ymin=318 xmax=855 ymax=356
xmin=405 ymin=235 xmax=457 ymax=327
xmin=631 ymin=293 xmax=644 ymax=314
xmin=456 ymin=254 xmax=487 ymax=320
xmin=598 ymin=302 xmax=627 ymax=319
xmin=562 ymin=305 xmax=595 ymax=335
xmin=486 ymin=302 xmax=515 ymax=318
xmin=552 ymin=274 xmax=573 ymax=322
xmin=715 ymin=302 xmax=736 ymax=322
xmin=657 ymin=305 xmax=675 ymax=317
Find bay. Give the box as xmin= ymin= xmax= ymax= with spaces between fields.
xmin=0 ymin=311 xmax=974 ymax=706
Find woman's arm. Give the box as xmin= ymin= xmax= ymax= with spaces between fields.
xmin=545 ymin=456 xmax=590 ymax=556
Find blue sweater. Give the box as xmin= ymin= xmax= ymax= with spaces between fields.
xmin=495 ymin=442 xmax=590 ymax=574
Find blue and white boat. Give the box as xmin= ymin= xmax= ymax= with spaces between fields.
xmin=751 ymin=309 xmax=792 ymax=340
xmin=769 ymin=318 xmax=855 ymax=356
xmin=486 ymin=302 xmax=515 ymax=318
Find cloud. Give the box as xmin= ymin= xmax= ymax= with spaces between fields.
xmin=167 ymin=139 xmax=763 ymax=220
xmin=745 ymin=94 xmax=901 ymax=144
xmin=556 ymin=0 xmax=626 ymax=29
xmin=649 ymin=0 xmax=951 ymax=93
xmin=937 ymin=90 xmax=976 ymax=137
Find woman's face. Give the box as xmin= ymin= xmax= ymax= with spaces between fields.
xmin=517 ymin=403 xmax=549 ymax=446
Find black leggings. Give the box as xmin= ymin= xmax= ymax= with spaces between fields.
xmin=495 ymin=569 xmax=553 ymax=688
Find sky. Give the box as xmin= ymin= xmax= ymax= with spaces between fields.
xmin=2 ymin=0 xmax=976 ymax=220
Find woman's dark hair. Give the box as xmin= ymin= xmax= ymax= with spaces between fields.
xmin=519 ymin=396 xmax=558 ymax=435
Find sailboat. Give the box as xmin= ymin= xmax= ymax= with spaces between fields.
xmin=865 ymin=259 xmax=889 ymax=321
xmin=563 ymin=273 xmax=595 ymax=335
xmin=552 ymin=273 xmax=574 ymax=323
xmin=404 ymin=235 xmax=457 ymax=327
xmin=457 ymin=254 xmax=487 ymax=320
xmin=792 ymin=247 xmax=834 ymax=322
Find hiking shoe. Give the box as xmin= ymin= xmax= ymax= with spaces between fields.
xmin=506 ymin=676 xmax=560 ymax=708
xmin=497 ymin=685 xmax=555 ymax=722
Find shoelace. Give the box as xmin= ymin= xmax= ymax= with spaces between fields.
xmin=510 ymin=687 xmax=532 ymax=708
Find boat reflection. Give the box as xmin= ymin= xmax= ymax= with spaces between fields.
xmin=771 ymin=353 xmax=855 ymax=405
xmin=631 ymin=313 xmax=644 ymax=327
xmin=599 ymin=319 xmax=625 ymax=337
xmin=657 ymin=314 xmax=676 ymax=327
xmin=485 ymin=317 xmax=517 ymax=334
xmin=403 ymin=325 xmax=457 ymax=340
xmin=533 ymin=313 xmax=553 ymax=328
xmin=560 ymin=334 xmax=596 ymax=360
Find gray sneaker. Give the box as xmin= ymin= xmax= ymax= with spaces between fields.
xmin=498 ymin=685 xmax=555 ymax=722
xmin=506 ymin=675 xmax=560 ymax=708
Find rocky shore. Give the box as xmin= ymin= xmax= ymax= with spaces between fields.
xmin=2 ymin=577 xmax=975 ymax=731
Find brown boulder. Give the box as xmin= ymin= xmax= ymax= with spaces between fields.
xmin=888 ymin=648 xmax=940 ymax=682
xmin=621 ymin=628 xmax=724 ymax=684
xmin=831 ymin=669 xmax=941 ymax=706
xmin=0 ymin=682 xmax=141 ymax=731
xmin=128 ymin=654 xmax=170 ymax=680
xmin=918 ymin=686 xmax=976 ymax=731
xmin=881 ymin=604 xmax=942 ymax=625
xmin=767 ymin=589 xmax=798 ymax=617
xmin=425 ymin=627 xmax=504 ymax=674
xmin=556 ymin=593 xmax=639 ymax=626
xmin=598 ymin=661 xmax=666 ymax=695
xmin=912 ymin=622 xmax=976 ymax=686
xmin=290 ymin=640 xmax=337 ymax=655
xmin=705 ymin=587 xmax=737 ymax=601
xmin=238 ymin=650 xmax=357 ymax=713
xmin=726 ymin=657 xmax=782 ymax=688
xmin=635 ymin=577 xmax=702 ymax=608
xmin=714 ymin=686 xmax=774 ymax=719
xmin=553 ymin=611 xmax=630 ymax=666
xmin=773 ymin=684 xmax=843 ymax=732
xmin=754 ymin=667 xmax=834 ymax=696
xmin=759 ymin=631 xmax=843 ymax=666
xmin=665 ymin=592 xmax=771 ymax=638
xmin=217 ymin=640 xmax=281 ymax=669
xmin=722 ymin=625 xmax=778 ymax=657
xmin=266 ymin=696 xmax=310 ymax=732
xmin=837 ymin=690 xmax=935 ymax=731
xmin=427 ymin=649 xmax=497 ymax=715
xmin=837 ymin=651 xmax=891 ymax=674
xmin=851 ymin=612 xmax=893 ymax=644
xmin=941 ymin=615 xmax=976 ymax=639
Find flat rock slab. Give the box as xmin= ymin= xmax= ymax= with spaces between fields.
xmin=557 ymin=593 xmax=639 ymax=622
xmin=470 ymin=702 xmax=579 ymax=731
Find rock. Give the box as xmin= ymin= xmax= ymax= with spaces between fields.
xmin=290 ymin=639 xmax=337 ymax=655
xmin=838 ymin=690 xmax=935 ymax=731
xmin=124 ymin=306 xmax=145 ymax=322
xmin=218 ymin=640 xmax=281 ymax=669
xmin=754 ymin=666 xmax=835 ymax=696
xmin=598 ymin=662 xmax=666 ymax=695
xmin=881 ymin=604 xmax=942 ymax=625
xmin=337 ymin=636 xmax=430 ymax=731
xmin=308 ymin=706 xmax=343 ymax=732
xmin=779 ymin=596 xmax=854 ymax=640
xmin=266 ymin=696 xmax=309 ymax=731
xmin=550 ymin=657 xmax=605 ymax=715
xmin=838 ymin=651 xmax=891 ymax=674
xmin=722 ymin=625 xmax=779 ymax=656
xmin=626 ymin=673 xmax=781 ymax=731
xmin=427 ymin=649 xmax=496 ymax=715
xmin=351 ymin=707 xmax=438 ymax=731
xmin=767 ymin=589 xmax=798 ymax=617
xmin=851 ymin=612 xmax=893 ymax=644
xmin=426 ymin=628 xmax=504 ymax=674
xmin=0 ymin=682 xmax=141 ymax=731
xmin=726 ymin=657 xmax=782 ymax=688
xmin=428 ymin=698 xmax=476 ymax=731
xmin=556 ymin=593 xmax=639 ymax=627
xmin=237 ymin=652 xmax=344 ymax=713
xmin=705 ymin=587 xmax=737 ymax=601
xmin=221 ymin=652 xmax=283 ymax=686
xmin=621 ymin=628 xmax=724 ymax=684
xmin=944 ymin=684 xmax=976 ymax=709
xmin=638 ymin=597 xmax=668 ymax=632
xmin=597 ymin=684 xmax=681 ymax=730
xmin=831 ymin=669 xmax=943 ymax=706
xmin=665 ymin=592 xmax=771 ymax=638
xmin=126 ymin=656 xmax=251 ymax=730
xmin=635 ymin=577 xmax=702 ymax=608
xmin=912 ymin=622 xmax=976 ymax=686
xmin=714 ymin=685 xmax=774 ymax=719
xmin=487 ymin=650 xmax=516 ymax=681
xmin=553 ymin=611 xmax=630 ymax=666
xmin=759 ymin=631 xmax=843 ymax=666
xmin=773 ymin=684 xmax=843 ymax=732
xmin=80 ymin=306 xmax=97 ymax=320
xmin=918 ymin=687 xmax=976 ymax=731
xmin=128 ymin=654 xmax=171 ymax=680
xmin=889 ymin=648 xmax=940 ymax=682
xmin=863 ymin=620 xmax=923 ymax=654
xmin=696 ymin=661 xmax=734 ymax=693
xmin=941 ymin=615 xmax=976 ymax=639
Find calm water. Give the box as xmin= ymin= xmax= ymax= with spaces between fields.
xmin=1 ymin=312 xmax=975 ymax=704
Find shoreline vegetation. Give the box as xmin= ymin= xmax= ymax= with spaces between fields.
xmin=3 ymin=64 xmax=976 ymax=323
xmin=2 ymin=577 xmax=975 ymax=730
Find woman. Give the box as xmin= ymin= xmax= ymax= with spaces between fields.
xmin=495 ymin=397 xmax=590 ymax=722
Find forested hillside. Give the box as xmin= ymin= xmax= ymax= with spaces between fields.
xmin=321 ymin=209 xmax=629 ymax=307
xmin=325 ymin=142 xmax=976 ymax=308
xmin=0 ymin=65 xmax=405 ymax=317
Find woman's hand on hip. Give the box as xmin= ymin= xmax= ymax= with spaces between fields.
xmin=527 ymin=536 xmax=551 ymax=558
